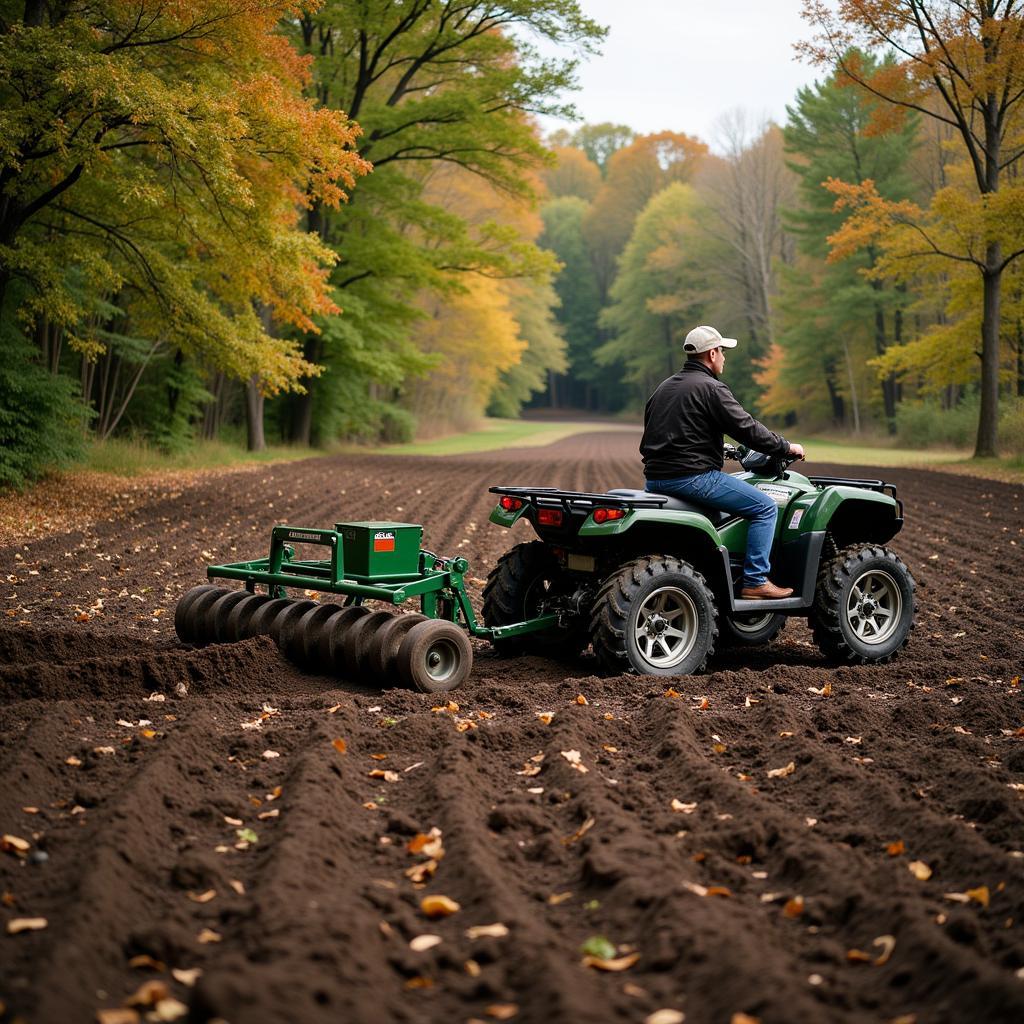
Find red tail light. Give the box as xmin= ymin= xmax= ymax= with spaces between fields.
xmin=593 ymin=507 xmax=626 ymax=524
xmin=537 ymin=508 xmax=563 ymax=527
xmin=499 ymin=496 xmax=523 ymax=511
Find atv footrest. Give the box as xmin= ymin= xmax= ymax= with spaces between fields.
xmin=732 ymin=597 xmax=809 ymax=613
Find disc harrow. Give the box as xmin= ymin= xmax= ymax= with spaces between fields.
xmin=171 ymin=520 xmax=531 ymax=692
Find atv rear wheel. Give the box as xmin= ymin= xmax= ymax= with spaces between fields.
xmin=810 ymin=544 xmax=916 ymax=664
xmin=590 ymin=556 xmax=718 ymax=676
xmin=482 ymin=541 xmax=585 ymax=655
xmin=719 ymin=611 xmax=786 ymax=648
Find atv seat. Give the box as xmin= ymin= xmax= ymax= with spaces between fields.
xmin=605 ymin=489 xmax=733 ymax=527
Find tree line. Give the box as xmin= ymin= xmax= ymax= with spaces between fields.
xmin=540 ymin=1 xmax=1024 ymax=461
xmin=0 ymin=0 xmax=601 ymax=487
xmin=2 ymin=1 xmax=1023 ymax=491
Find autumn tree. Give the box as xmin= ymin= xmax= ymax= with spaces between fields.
xmin=584 ymin=132 xmax=708 ymax=305
xmin=0 ymin=0 xmax=369 ymax=472
xmin=694 ymin=114 xmax=797 ymax=408
xmin=775 ymin=57 xmax=919 ymax=430
xmin=543 ymin=147 xmax=602 ymax=200
xmin=598 ymin=183 xmax=711 ymax=400
xmin=548 ymin=122 xmax=635 ymax=173
xmin=281 ymin=0 xmax=605 ymax=444
xmin=801 ymin=0 xmax=1024 ymax=455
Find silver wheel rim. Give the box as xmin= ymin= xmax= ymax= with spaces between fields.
xmin=425 ymin=638 xmax=460 ymax=683
xmin=731 ymin=611 xmax=775 ymax=634
xmin=632 ymin=586 xmax=699 ymax=669
xmin=846 ymin=569 xmax=902 ymax=645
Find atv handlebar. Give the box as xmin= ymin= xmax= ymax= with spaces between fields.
xmin=724 ymin=444 xmax=803 ymax=479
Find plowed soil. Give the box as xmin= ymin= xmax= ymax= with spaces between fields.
xmin=2 ymin=431 xmax=1023 ymax=1024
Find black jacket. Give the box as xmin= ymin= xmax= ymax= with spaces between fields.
xmin=640 ymin=359 xmax=789 ymax=478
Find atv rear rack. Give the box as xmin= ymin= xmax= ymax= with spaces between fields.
xmin=807 ymin=477 xmax=903 ymax=518
xmin=489 ymin=485 xmax=668 ymax=510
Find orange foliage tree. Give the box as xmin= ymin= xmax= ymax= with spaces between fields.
xmin=801 ymin=0 xmax=1024 ymax=455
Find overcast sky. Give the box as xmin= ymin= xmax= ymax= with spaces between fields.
xmin=537 ymin=0 xmax=826 ymax=150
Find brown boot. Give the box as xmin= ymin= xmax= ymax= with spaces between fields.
xmin=740 ymin=580 xmax=794 ymax=600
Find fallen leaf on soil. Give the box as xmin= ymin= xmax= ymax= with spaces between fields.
xmin=575 ymin=694 xmax=588 ymax=705
xmin=477 ymin=710 xmax=494 ymax=719
xmin=783 ymin=896 xmax=804 ymax=918
xmin=808 ymin=683 xmax=832 ymax=696
xmin=731 ymin=1014 xmax=761 ymax=1024
xmin=536 ymin=712 xmax=555 ymax=725
xmin=421 ymin=895 xmax=461 ymax=918
xmin=257 ymin=808 xmax=279 ymax=820
xmin=197 ymin=929 xmax=221 ymax=944
xmin=96 ymin=1011 xmax=140 ymax=1024
xmin=602 ymin=744 xmax=618 ymax=753
xmin=407 ymin=829 xmax=444 ymax=859
xmin=548 ymin=892 xmax=572 ymax=905
xmin=404 ymin=976 xmax=433 ymax=990
xmin=712 ymin=743 xmax=727 ymax=754
xmin=223 ymin=816 xmax=243 ymax=827
xmin=331 ymin=738 xmax=347 ymax=754
xmin=125 ymin=980 xmax=169 ymax=1007
xmin=187 ymin=890 xmax=216 ymax=904
xmin=465 ymin=959 xmax=481 ymax=977
xmin=432 ymin=701 xmax=459 ymax=714
xmin=127 ymin=955 xmax=164 ymax=972
xmin=93 ymin=746 xmax=116 ymax=755
xmin=261 ymin=750 xmax=280 ymax=760
xmin=235 ymin=828 xmax=258 ymax=845
xmin=454 ymin=718 xmax=477 ymax=732
xmin=560 ymin=749 xmax=588 ymax=773
xmin=873 ymin=934 xmax=896 ymax=965
xmin=485 ymin=1005 xmax=518 ymax=1020
xmin=563 ymin=816 xmax=595 ymax=846
xmin=368 ymin=769 xmax=400 ymax=782
xmin=888 ymin=1016 xmax=917 ymax=1024
xmin=406 ymin=859 xmax=438 ymax=883
xmin=682 ymin=881 xmax=708 ymax=897
xmin=466 ymin=923 xmax=509 ymax=939
xmin=886 ymin=840 xmax=906 ymax=857
xmin=846 ymin=948 xmax=873 ymax=963
xmin=844 ymin=736 xmax=862 ymax=745
xmin=2 ymin=834 xmax=30 ymax=855
xmin=65 ymin=756 xmax=82 ymax=766
xmin=369 ymin=753 xmax=387 ymax=760
xmin=582 ymin=952 xmax=641 ymax=972
xmin=767 ymin=762 xmax=795 ymax=778
xmin=409 ymin=934 xmax=442 ymax=952
xmin=140 ymin=729 xmax=157 ymax=739
xmin=671 ymin=799 xmax=697 ymax=814
xmin=327 ymin=704 xmax=343 ymax=714
xmin=150 ymin=998 xmax=187 ymax=1021
xmin=944 ymin=887 xmax=989 ymax=907
xmin=908 ymin=860 xmax=932 ymax=881
xmin=706 ymin=886 xmax=732 ymax=898
xmin=21 ymin=807 xmax=38 ymax=814
xmin=516 ymin=763 xmax=541 ymax=776
xmin=144 ymin=692 xmax=165 ymax=703
xmin=228 ymin=880 xmax=244 ymax=896
xmin=664 ymin=687 xmax=681 ymax=698
xmin=645 ymin=1012 xmax=685 ymax=1024
xmin=7 ymin=917 xmax=47 ymax=934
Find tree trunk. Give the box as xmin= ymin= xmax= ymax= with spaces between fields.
xmin=824 ymin=357 xmax=845 ymax=426
xmin=873 ymin=303 xmax=897 ymax=431
xmin=975 ymin=250 xmax=1001 ymax=457
xmin=286 ymin=335 xmax=322 ymax=445
xmin=1017 ymin=319 xmax=1024 ymax=398
xmin=245 ymin=376 xmax=266 ymax=452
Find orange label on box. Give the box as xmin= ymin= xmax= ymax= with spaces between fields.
xmin=374 ymin=532 xmax=395 ymax=552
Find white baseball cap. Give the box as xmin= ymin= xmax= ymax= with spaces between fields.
xmin=684 ymin=325 xmax=738 ymax=354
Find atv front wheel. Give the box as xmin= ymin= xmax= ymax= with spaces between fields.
xmin=810 ymin=544 xmax=916 ymax=664
xmin=590 ymin=556 xmax=718 ymax=676
xmin=719 ymin=611 xmax=786 ymax=648
xmin=482 ymin=541 xmax=586 ymax=655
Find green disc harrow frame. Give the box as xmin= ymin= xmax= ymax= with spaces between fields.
xmin=206 ymin=525 xmax=556 ymax=642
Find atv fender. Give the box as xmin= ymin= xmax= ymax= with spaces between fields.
xmin=805 ymin=487 xmax=902 ymax=546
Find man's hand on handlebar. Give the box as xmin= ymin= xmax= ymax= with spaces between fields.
xmin=788 ymin=443 xmax=805 ymax=461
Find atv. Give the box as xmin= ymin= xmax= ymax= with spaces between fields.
xmin=482 ymin=445 xmax=917 ymax=676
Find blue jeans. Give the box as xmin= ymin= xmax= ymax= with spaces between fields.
xmin=645 ymin=471 xmax=777 ymax=587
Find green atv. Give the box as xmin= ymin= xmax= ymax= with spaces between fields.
xmin=482 ymin=445 xmax=917 ymax=676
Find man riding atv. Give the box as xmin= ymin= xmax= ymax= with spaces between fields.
xmin=641 ymin=325 xmax=806 ymax=600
